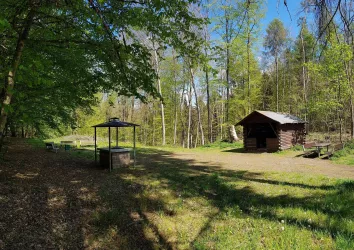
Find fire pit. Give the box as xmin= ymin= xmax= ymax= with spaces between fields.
xmin=93 ymin=118 xmax=139 ymax=171
xmin=98 ymin=147 xmax=131 ymax=168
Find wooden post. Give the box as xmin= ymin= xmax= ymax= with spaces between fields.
xmin=94 ymin=127 xmax=97 ymax=164
xmin=109 ymin=127 xmax=111 ymax=172
xmin=134 ymin=126 xmax=136 ymax=167
xmin=116 ymin=127 xmax=118 ymax=147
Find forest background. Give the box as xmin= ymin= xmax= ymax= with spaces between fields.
xmin=2 ymin=0 xmax=354 ymax=148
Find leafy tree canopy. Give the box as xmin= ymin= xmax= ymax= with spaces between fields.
xmin=0 ymin=0 xmax=204 ymax=134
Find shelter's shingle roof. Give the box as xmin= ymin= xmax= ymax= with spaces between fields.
xmin=237 ymin=110 xmax=306 ymax=125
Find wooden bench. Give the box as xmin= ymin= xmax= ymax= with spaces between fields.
xmin=302 ymin=142 xmax=317 ymax=157
xmin=323 ymin=143 xmax=344 ymax=158
xmin=45 ymin=142 xmax=59 ymax=153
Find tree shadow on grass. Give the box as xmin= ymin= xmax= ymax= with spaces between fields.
xmin=99 ymin=148 xmax=354 ymax=248
xmin=0 ymin=142 xmax=94 ymax=249
xmin=3 ymin=140 xmax=354 ymax=249
xmin=222 ymin=148 xmax=247 ymax=153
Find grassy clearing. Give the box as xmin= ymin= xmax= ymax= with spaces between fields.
xmin=200 ymin=140 xmax=244 ymax=150
xmin=19 ymin=138 xmax=354 ymax=248
xmin=84 ymin=148 xmax=354 ymax=249
xmin=332 ymin=140 xmax=354 ymax=165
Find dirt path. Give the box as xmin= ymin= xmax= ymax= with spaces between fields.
xmin=169 ymin=151 xmax=354 ymax=179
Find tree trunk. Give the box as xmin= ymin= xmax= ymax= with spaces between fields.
xmin=131 ymin=97 xmax=135 ymax=121
xmin=351 ymin=95 xmax=354 ymax=139
xmin=152 ymin=108 xmax=155 ymax=146
xmin=220 ymin=91 xmax=224 ymax=140
xmin=205 ymin=62 xmax=211 ymax=143
xmin=173 ymin=51 xmax=178 ymax=145
xmin=179 ymin=82 xmax=186 ymax=147
xmin=187 ymin=76 xmax=192 ymax=149
xmin=0 ymin=8 xmax=36 ymax=148
xmin=153 ymin=47 xmax=166 ymax=145
xmin=194 ymin=122 xmax=199 ymax=148
xmin=275 ymin=56 xmax=279 ymax=112
xmin=247 ymin=12 xmax=254 ymax=114
xmin=225 ymin=13 xmax=230 ymax=123
xmin=228 ymin=125 xmax=239 ymax=142
xmin=190 ymin=66 xmax=205 ymax=145
xmin=10 ymin=124 xmax=16 ymax=137
xmin=300 ymin=26 xmax=308 ymax=121
xmin=247 ymin=32 xmax=251 ymax=114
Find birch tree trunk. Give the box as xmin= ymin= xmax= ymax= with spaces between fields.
xmin=153 ymin=46 xmax=166 ymax=145
xmin=187 ymin=76 xmax=192 ymax=149
xmin=190 ymin=66 xmax=205 ymax=145
xmin=228 ymin=125 xmax=239 ymax=142
xmin=204 ymin=51 xmax=211 ymax=143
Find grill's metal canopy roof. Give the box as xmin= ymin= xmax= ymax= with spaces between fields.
xmin=237 ymin=110 xmax=306 ymax=125
xmin=92 ymin=117 xmax=139 ymax=128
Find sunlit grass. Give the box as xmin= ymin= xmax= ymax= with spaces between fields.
xmin=331 ymin=140 xmax=354 ymax=165
xmin=25 ymin=137 xmax=354 ymax=248
xmin=87 ymin=149 xmax=354 ymax=249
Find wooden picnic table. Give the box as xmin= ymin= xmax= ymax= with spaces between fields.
xmin=313 ymin=142 xmax=331 ymax=157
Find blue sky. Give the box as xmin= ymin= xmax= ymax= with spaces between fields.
xmin=209 ymin=0 xmax=307 ymax=44
xmin=262 ymin=0 xmax=304 ymax=39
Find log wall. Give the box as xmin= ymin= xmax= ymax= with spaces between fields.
xmin=243 ymin=123 xmax=305 ymax=152
xmin=266 ymin=138 xmax=279 ymax=152
xmin=245 ymin=138 xmax=257 ymax=150
xmin=279 ymin=124 xmax=306 ymax=150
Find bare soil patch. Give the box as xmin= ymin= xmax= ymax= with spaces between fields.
xmin=170 ymin=150 xmax=354 ymax=179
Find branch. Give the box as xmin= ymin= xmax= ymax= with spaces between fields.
xmin=284 ymin=0 xmax=292 ymax=21
xmin=87 ymin=0 xmax=130 ymax=84
xmin=338 ymin=2 xmax=354 ymax=42
xmin=317 ymin=0 xmax=341 ymax=40
xmin=312 ymin=0 xmax=341 ymax=55
xmin=117 ymin=0 xmax=147 ymax=4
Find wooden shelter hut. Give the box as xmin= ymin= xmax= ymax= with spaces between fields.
xmin=236 ymin=111 xmax=306 ymax=152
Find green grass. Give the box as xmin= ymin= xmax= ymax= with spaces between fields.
xmin=273 ymin=144 xmax=303 ymax=156
xmin=200 ymin=140 xmax=244 ymax=150
xmin=88 ymin=148 xmax=354 ymax=249
xmin=25 ymin=137 xmax=354 ymax=248
xmin=332 ymin=140 xmax=354 ymax=165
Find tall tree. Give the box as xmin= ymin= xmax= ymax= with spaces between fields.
xmin=151 ymin=39 xmax=166 ymax=145
xmin=295 ymin=18 xmax=315 ymax=121
xmin=244 ymin=0 xmax=264 ymax=113
xmin=264 ymin=19 xmax=287 ymax=112
xmin=0 ymin=0 xmax=203 ymax=148
xmin=213 ymin=0 xmax=243 ymax=123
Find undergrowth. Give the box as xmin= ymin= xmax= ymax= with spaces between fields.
xmin=332 ymin=140 xmax=354 ymax=165
xmin=201 ymin=140 xmax=243 ymax=149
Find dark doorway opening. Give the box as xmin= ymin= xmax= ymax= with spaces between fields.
xmin=247 ymin=123 xmax=277 ymax=149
